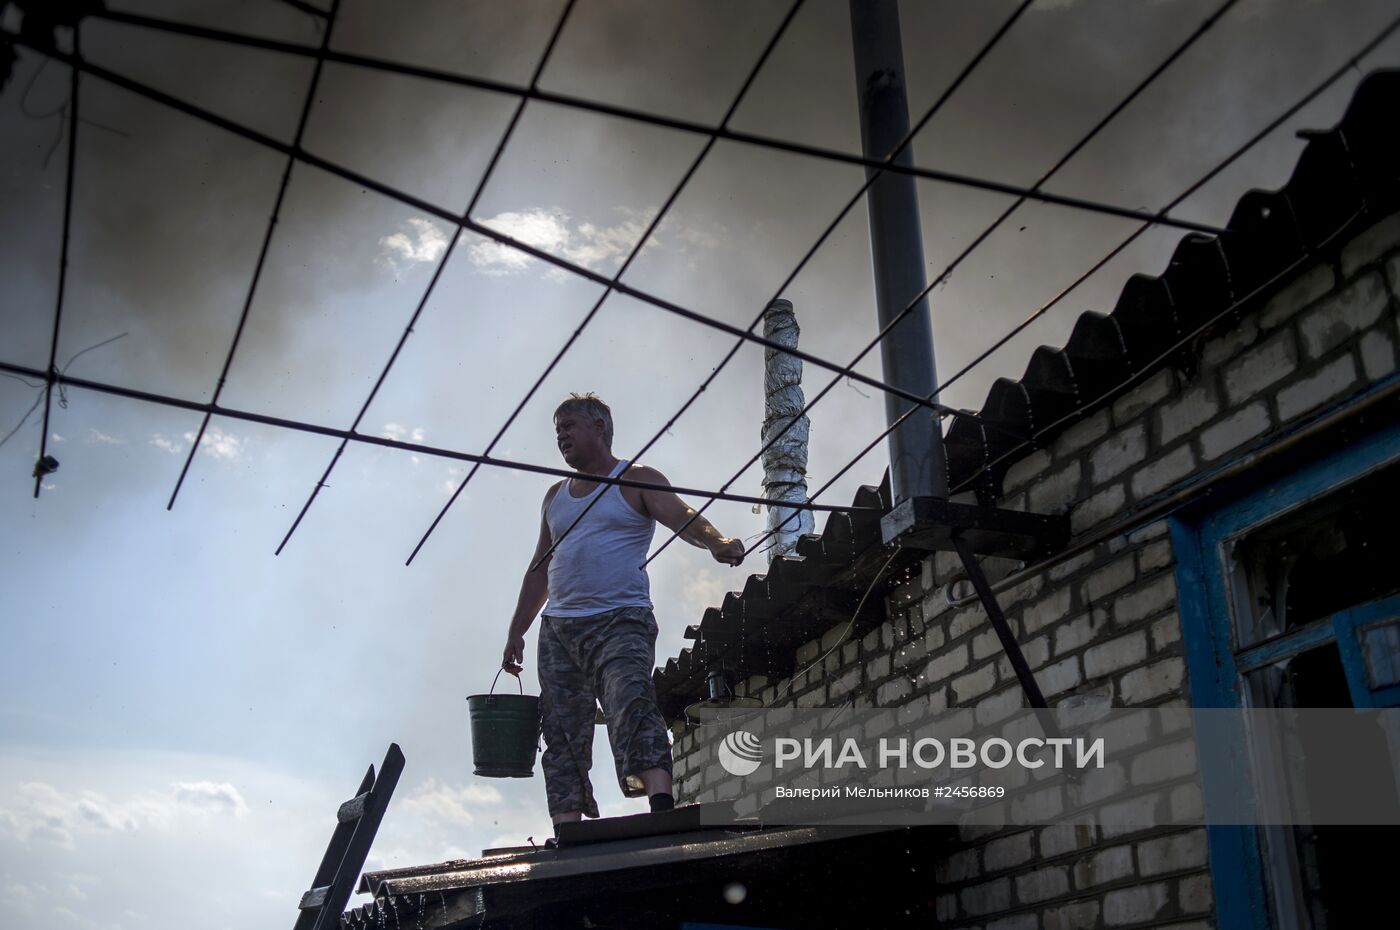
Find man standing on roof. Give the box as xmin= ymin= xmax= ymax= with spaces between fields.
xmin=502 ymin=393 xmax=745 ymax=829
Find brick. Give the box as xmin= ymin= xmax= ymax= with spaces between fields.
xmin=1131 ymin=740 xmax=1198 ymax=785
xmin=1258 ymin=263 xmax=1333 ymax=330
xmin=1055 ymin=408 xmax=1112 ymax=455
xmin=828 ymin=668 xmax=861 ymax=701
xmin=949 ymin=602 xmax=988 ymax=640
xmin=1015 ymin=865 xmax=1069 ymax=904
xmin=953 ymin=662 xmax=997 ymax=703
xmin=935 ymin=893 xmax=958 ymax=922
xmin=796 ymin=683 xmax=827 ymax=707
xmin=935 ymin=847 xmax=981 ymax=883
xmin=1004 ymin=448 xmax=1052 ymax=493
xmin=1115 ymin=574 xmax=1178 ymax=624
xmin=1276 ymin=353 xmax=1357 ymax=421
xmin=1340 ymin=210 xmax=1400 ymax=278
xmin=1022 ymin=587 xmax=1073 ymax=635
xmin=1038 ymin=656 xmax=1082 ymax=696
xmin=866 ymin=653 xmax=891 ymax=681
xmin=1075 ymin=761 xmax=1127 ymax=805
xmin=1029 ymin=460 xmax=1083 ymax=514
xmin=1201 ymin=315 xmax=1260 ymax=367
xmin=1104 ymin=883 xmax=1169 ymax=926
xmin=983 ymin=831 xmax=1034 ymax=872
xmin=795 ymin=639 xmax=820 ymax=665
xmin=1138 ymin=829 xmax=1208 ymax=876
xmin=1200 ymin=401 xmax=1271 ymax=460
xmin=1151 ymin=612 xmax=1182 ymax=651
xmin=1157 ymin=383 xmax=1220 ymax=446
xmin=1223 ymin=329 xmax=1297 ymax=405
xmin=1299 ymin=272 xmax=1386 ymax=359
xmin=876 ymin=677 xmax=912 ymax=705
xmin=1050 ymin=550 xmax=1095 ymax=582
xmin=1138 ymin=539 xmax=1173 ymax=573
xmin=1178 ymin=873 xmax=1214 ymax=914
xmin=925 ymin=644 xmax=969 ymax=684
xmin=1038 ymin=819 xmax=1094 ymax=858
xmin=1071 ymin=483 xmax=1125 ymax=534
xmin=1121 ymin=656 xmax=1186 ymax=704
xmin=1113 ymin=369 xmax=1175 ymax=424
xmin=960 ymin=877 xmax=1010 ymax=916
xmin=1083 ymin=555 xmax=1137 ymax=604
xmin=1090 ymin=424 xmax=1147 ymax=485
xmin=1127 ymin=520 xmax=1169 ymax=544
xmin=1085 ymin=631 xmax=1148 ymax=679
xmin=1055 ymin=612 xmax=1105 ymax=655
xmin=1131 ymin=444 xmax=1197 ymax=498
xmin=987 ymin=914 xmax=1038 ymax=930
xmin=1010 ymin=785 xmax=1064 ymax=822
xmin=1360 ymin=329 xmax=1398 ymax=380
xmin=973 ymin=628 xmax=1002 ymax=662
xmin=1043 ymin=900 xmax=1100 ymax=930
xmin=893 ymin=637 xmax=929 ymax=670
xmin=1073 ymin=843 xmax=1134 ymax=888
xmin=975 ymin=686 xmax=1024 ymax=725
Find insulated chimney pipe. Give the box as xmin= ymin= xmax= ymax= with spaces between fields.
xmin=761 ymin=299 xmax=814 ymax=561
xmin=849 ymin=0 xmax=949 ymax=503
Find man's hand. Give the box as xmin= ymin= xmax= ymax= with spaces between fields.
xmin=711 ymin=538 xmax=745 ymax=567
xmin=502 ymin=633 xmax=525 ymax=676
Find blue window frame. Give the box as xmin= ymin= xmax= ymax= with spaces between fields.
xmin=1170 ymin=422 xmax=1400 ymax=929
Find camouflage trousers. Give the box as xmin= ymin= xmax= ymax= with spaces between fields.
xmin=538 ymin=605 xmax=673 ymax=818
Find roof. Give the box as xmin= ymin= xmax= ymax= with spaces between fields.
xmin=653 ymin=69 xmax=1400 ymax=719
xmin=342 ymin=805 xmax=948 ymax=929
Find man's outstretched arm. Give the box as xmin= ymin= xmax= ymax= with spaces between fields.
xmin=634 ymin=466 xmax=744 ymax=566
xmin=502 ymin=489 xmax=558 ymax=673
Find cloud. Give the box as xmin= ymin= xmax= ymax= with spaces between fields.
xmin=467 ymin=206 xmax=661 ymax=276
xmin=171 ymin=781 xmax=249 ymax=818
xmin=381 ymin=422 xmax=426 ymax=444
xmin=401 ymin=778 xmax=501 ymax=827
xmin=149 ymin=427 xmax=246 ymax=460
xmin=150 ymin=434 xmax=182 ymax=454
xmin=85 ymin=428 xmax=125 ymax=445
xmin=378 ymin=218 xmax=451 ymax=270
xmin=681 ymin=567 xmax=731 ymax=617
xmin=0 ymin=779 xmax=251 ymax=849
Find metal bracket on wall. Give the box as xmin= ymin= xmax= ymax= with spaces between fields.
xmin=881 ymin=498 xmax=1070 ymax=738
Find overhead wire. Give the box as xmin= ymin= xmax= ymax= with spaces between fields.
xmin=7 ymin=34 xmax=1038 ymax=429
xmin=646 ymin=0 xmax=1243 ymax=565
xmin=40 ymin=11 xmax=1228 ymax=237
xmin=0 ymin=357 xmax=881 ymax=514
xmin=274 ymin=0 xmax=582 ymax=555
xmin=741 ymin=12 xmax=1400 ymax=559
xmin=405 ymin=0 xmax=809 ymax=566
xmin=534 ymin=0 xmax=1041 ymax=573
xmin=167 ymin=0 xmax=345 ymax=513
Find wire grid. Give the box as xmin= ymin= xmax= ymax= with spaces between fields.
xmin=4 ymin=5 xmax=1385 ymax=565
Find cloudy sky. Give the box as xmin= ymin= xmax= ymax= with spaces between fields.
xmin=2 ymin=0 xmax=1397 ymax=927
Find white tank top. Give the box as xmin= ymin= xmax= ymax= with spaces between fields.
xmin=543 ymin=460 xmax=656 ymax=617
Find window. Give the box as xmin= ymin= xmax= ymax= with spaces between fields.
xmin=1172 ymin=426 xmax=1400 ymax=930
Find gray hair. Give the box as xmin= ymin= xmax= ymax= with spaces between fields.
xmin=554 ymin=393 xmax=613 ymax=447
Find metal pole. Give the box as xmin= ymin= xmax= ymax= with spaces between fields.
xmin=849 ymin=0 xmax=948 ymax=503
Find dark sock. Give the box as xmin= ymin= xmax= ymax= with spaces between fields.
xmin=649 ymin=792 xmax=675 ymax=813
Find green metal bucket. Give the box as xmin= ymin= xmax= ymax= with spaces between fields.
xmin=468 ymin=671 xmax=540 ymax=778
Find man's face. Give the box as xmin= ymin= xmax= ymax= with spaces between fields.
xmin=554 ymin=413 xmax=605 ymax=468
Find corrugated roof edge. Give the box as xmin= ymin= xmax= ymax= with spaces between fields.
xmin=655 ymin=69 xmax=1399 ymax=720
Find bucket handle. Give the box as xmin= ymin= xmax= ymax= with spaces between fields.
xmin=489 ymin=667 xmax=524 ymax=696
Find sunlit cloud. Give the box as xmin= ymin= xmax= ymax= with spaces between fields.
xmin=400 ymin=778 xmax=501 ymax=827
xmin=148 ymin=427 xmax=245 ymax=460
xmin=379 ymin=218 xmax=451 ymax=270
xmin=381 ymin=422 xmax=426 ymax=444
xmin=468 ymin=206 xmax=664 ymax=277
xmin=85 ymin=428 xmax=124 ymax=445
xmin=171 ymin=781 xmax=249 ymax=818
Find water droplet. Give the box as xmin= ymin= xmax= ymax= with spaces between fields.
xmin=723 ymin=882 xmax=747 ymax=905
